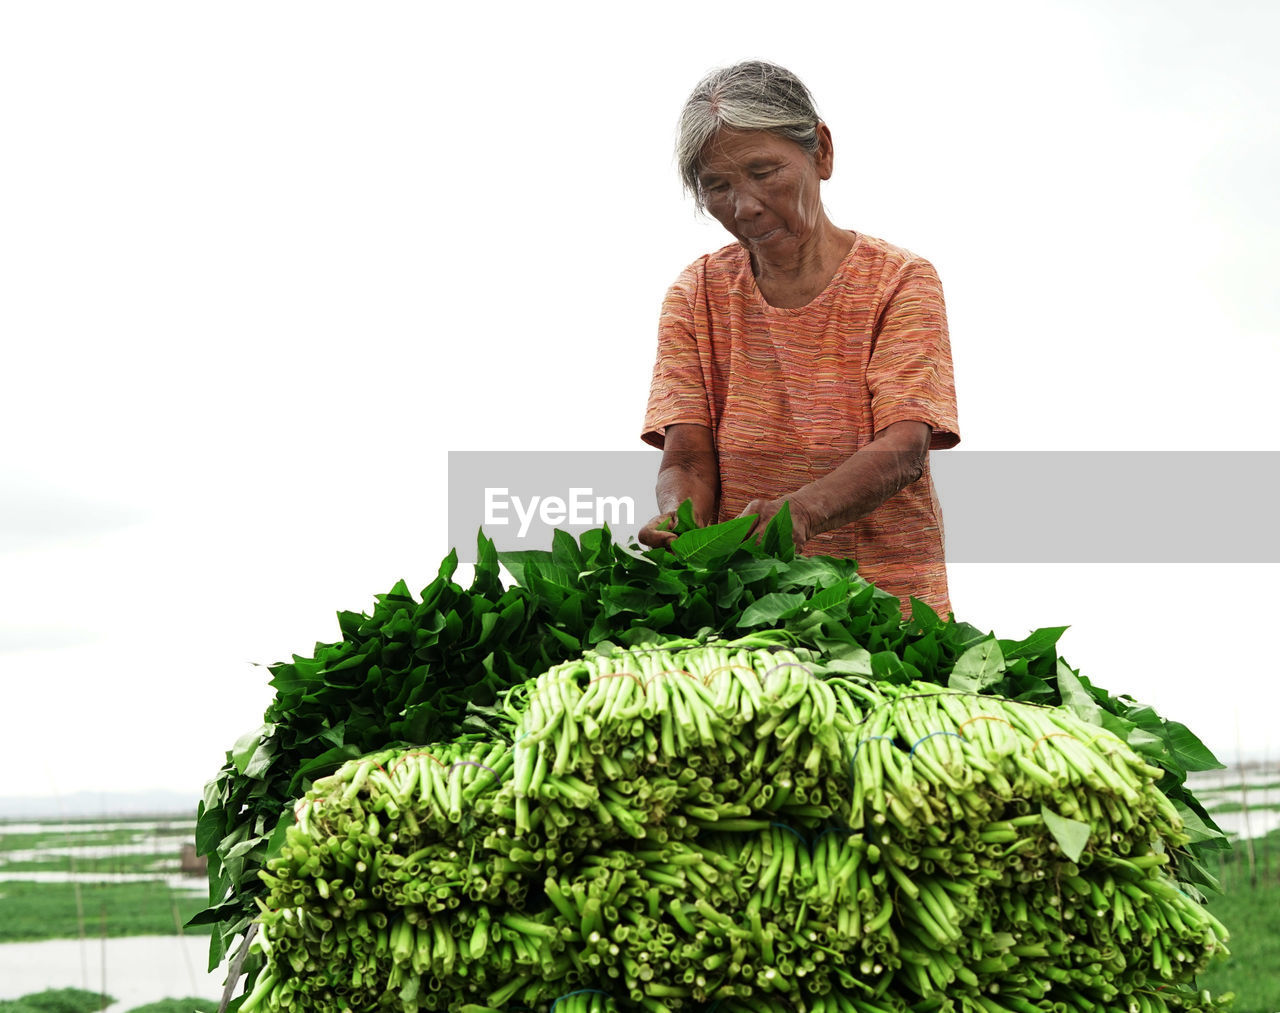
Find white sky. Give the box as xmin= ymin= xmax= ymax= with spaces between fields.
xmin=2 ymin=1 xmax=1277 ymax=800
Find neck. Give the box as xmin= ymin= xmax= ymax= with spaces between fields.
xmin=751 ymin=220 xmax=855 ymax=308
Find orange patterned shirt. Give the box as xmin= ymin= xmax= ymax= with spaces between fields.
xmin=641 ymin=232 xmax=960 ymax=617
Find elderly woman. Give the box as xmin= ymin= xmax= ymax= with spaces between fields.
xmin=639 ymin=61 xmax=960 ymax=617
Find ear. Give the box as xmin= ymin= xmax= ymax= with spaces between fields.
xmin=814 ymin=121 xmax=834 ymax=180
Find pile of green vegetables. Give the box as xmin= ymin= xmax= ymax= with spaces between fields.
xmin=196 ymin=508 xmax=1232 ymax=1010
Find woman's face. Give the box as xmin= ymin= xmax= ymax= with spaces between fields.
xmin=696 ymin=125 xmax=834 ymax=262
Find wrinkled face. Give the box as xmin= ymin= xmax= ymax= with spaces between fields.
xmin=696 ymin=126 xmax=833 ymax=261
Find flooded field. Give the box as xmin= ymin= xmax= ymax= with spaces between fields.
xmin=0 ymin=935 xmax=225 ymax=1013
xmin=1188 ymin=764 xmax=1280 ymax=840
xmin=0 ymin=814 xmax=221 ymax=1009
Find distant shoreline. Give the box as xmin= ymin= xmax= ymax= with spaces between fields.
xmin=0 ymin=790 xmax=201 ymax=821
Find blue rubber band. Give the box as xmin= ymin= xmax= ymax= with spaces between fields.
xmin=909 ymin=731 xmax=966 ymax=754
xmin=850 ymin=735 xmax=895 ymax=763
xmin=770 ymin=822 xmax=808 ymax=845
xmin=551 ymin=988 xmax=613 ymax=1011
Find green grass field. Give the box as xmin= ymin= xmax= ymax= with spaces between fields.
xmin=1198 ymin=827 xmax=1280 ymax=1013
xmin=0 ymin=853 xmax=182 ymax=875
xmin=0 ymin=880 xmax=213 ymax=943
xmin=0 ymin=817 xmax=207 ymax=943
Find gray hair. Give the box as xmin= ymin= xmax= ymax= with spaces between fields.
xmin=676 ymin=61 xmax=823 ymax=209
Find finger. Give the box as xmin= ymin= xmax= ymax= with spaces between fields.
xmin=640 ymin=526 xmax=676 ymax=548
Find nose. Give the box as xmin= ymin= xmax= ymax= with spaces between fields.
xmin=732 ymin=184 xmax=765 ymax=220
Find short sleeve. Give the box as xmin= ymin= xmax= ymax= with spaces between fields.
xmin=641 ymin=264 xmax=714 ymax=448
xmin=865 ymin=258 xmax=960 ymax=450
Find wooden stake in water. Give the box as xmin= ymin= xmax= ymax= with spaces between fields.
xmin=1236 ymin=710 xmax=1258 ymax=889
xmin=100 ymin=901 xmax=108 ymax=1009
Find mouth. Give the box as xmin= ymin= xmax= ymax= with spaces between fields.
xmin=744 ymin=227 xmax=782 ymax=243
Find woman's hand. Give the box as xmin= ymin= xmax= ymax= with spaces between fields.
xmin=638 ymin=510 xmax=683 ymax=549
xmin=639 ymin=423 xmax=719 ymax=549
xmin=737 ymin=497 xmax=816 ymax=549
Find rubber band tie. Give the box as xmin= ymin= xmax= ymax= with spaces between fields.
xmin=850 ymin=735 xmax=896 ymax=764
xmin=910 ymin=731 xmax=966 ymax=755
xmin=643 ymin=667 xmax=700 ymax=688
xmin=702 ymin=663 xmax=760 ymax=688
xmin=388 ymin=750 xmax=446 ymax=774
xmin=704 ymin=664 xmax=758 ymax=678
xmin=447 ymin=760 xmax=498 ymax=778
xmin=957 ymin=715 xmax=1012 ymax=732
xmin=762 ymin=661 xmax=815 ymax=690
xmin=770 ymin=822 xmax=808 ymax=845
xmin=586 ymin=670 xmax=646 ymax=690
xmin=1031 ymin=733 xmax=1079 ymax=752
xmin=551 ymin=988 xmax=613 ymax=1011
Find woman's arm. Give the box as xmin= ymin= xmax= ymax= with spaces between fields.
xmin=738 ymin=420 xmax=932 ymax=546
xmin=638 ymin=423 xmax=720 ymax=548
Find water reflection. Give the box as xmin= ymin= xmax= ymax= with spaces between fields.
xmin=0 ymin=935 xmax=224 ymax=1013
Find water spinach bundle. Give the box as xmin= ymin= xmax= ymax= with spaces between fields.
xmin=196 ymin=511 xmax=1231 ymax=1008
xmin=243 ymin=641 xmax=1228 ymax=1013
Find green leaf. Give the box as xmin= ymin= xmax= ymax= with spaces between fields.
xmin=185 ymin=897 xmax=249 ymax=928
xmin=806 ymin=580 xmax=853 ymax=617
xmin=1001 ymin=626 xmax=1069 ymax=661
xmin=715 ymin=570 xmax=746 ymax=609
xmin=674 ymin=498 xmax=698 ymax=534
xmin=265 ymin=804 xmax=296 ymax=862
xmin=195 ymin=804 xmax=224 ymax=855
xmin=496 ymin=549 xmax=553 ymax=587
xmin=578 ymin=526 xmax=614 ymax=567
xmin=816 ymin=649 xmax=874 ymax=678
xmin=948 ymin=638 xmax=1005 ymax=692
xmin=1008 ymin=674 xmax=1053 ymax=702
xmin=1055 ymin=660 xmax=1101 ymax=725
xmin=1172 ymin=800 xmax=1229 ymax=844
xmin=230 ymin=724 xmax=268 ymax=776
xmin=1125 ymin=726 xmax=1170 ymax=766
xmin=871 ymin=651 xmax=918 ymax=684
xmin=1173 ymin=850 xmax=1223 ymax=895
xmin=908 ymin=597 xmax=942 ymax=633
xmin=947 ymin=621 xmax=991 ymax=652
xmin=760 ymin=501 xmax=796 ymax=560
xmin=775 ymin=557 xmax=852 ymax=589
xmin=730 ymin=557 xmax=785 ymax=585
xmin=437 ymin=547 xmax=459 ymax=582
xmin=1164 ymin=721 xmax=1225 ymax=772
xmin=293 ymin=744 xmax=361 ymax=782
xmin=670 ymin=516 xmax=755 ymax=567
xmin=551 ymin=527 xmax=584 ymax=572
xmin=737 ymin=592 xmax=807 ymax=628
xmin=241 ymin=737 xmax=276 ymax=780
xmin=1040 ymin=804 xmax=1091 ymax=862
xmin=473 ymin=532 xmax=500 ymax=591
